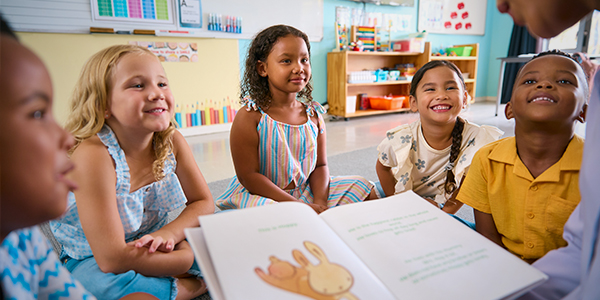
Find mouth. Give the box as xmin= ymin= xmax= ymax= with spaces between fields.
xmin=497 ymin=2 xmax=525 ymax=26
xmin=529 ymin=96 xmax=557 ymax=103
xmin=144 ymin=108 xmax=167 ymax=114
xmin=58 ymin=163 xmax=78 ymax=191
xmin=289 ymin=77 xmax=305 ymax=84
xmin=430 ymin=104 xmax=452 ymax=112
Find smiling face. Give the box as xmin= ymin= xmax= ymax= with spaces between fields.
xmin=257 ymin=35 xmax=311 ymax=101
xmin=410 ymin=66 xmax=468 ymax=126
xmin=507 ymin=55 xmax=587 ymax=126
xmin=496 ymin=0 xmax=592 ymax=38
xmin=106 ymin=52 xmax=174 ymax=135
xmin=0 ymin=36 xmax=76 ymax=238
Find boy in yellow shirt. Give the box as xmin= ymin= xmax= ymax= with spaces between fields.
xmin=457 ymin=50 xmax=588 ymax=263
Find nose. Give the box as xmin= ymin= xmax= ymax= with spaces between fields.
xmin=536 ymin=80 xmax=554 ymax=90
xmin=57 ymin=123 xmax=75 ymax=151
xmin=148 ymin=85 xmax=165 ymax=101
xmin=292 ymin=62 xmax=304 ymax=74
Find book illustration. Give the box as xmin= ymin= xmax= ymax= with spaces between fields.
xmin=255 ymin=241 xmax=359 ymax=300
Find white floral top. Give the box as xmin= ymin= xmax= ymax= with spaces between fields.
xmin=377 ymin=119 xmax=503 ymax=204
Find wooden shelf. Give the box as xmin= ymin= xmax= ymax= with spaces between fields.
xmin=327 ymin=42 xmax=479 ymax=119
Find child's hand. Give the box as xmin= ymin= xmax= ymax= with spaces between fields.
xmin=308 ymin=203 xmax=328 ymax=214
xmin=128 ymin=231 xmax=177 ymax=253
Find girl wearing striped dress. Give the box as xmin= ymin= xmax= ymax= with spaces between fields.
xmin=216 ymin=25 xmax=377 ymax=213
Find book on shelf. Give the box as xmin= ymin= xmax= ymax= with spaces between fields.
xmin=185 ymin=191 xmax=547 ymax=300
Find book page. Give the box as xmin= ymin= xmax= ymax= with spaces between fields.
xmin=184 ymin=227 xmax=226 ymax=300
xmin=320 ymin=191 xmax=547 ymax=300
xmin=195 ymin=203 xmax=396 ymax=300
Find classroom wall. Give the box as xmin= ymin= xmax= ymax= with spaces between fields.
xmin=18 ymin=32 xmax=240 ymax=125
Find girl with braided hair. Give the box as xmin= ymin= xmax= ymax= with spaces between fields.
xmin=376 ymin=60 xmax=503 ymax=220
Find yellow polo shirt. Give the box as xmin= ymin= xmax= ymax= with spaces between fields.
xmin=457 ymin=135 xmax=583 ymax=263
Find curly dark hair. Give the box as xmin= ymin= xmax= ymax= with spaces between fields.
xmin=409 ymin=60 xmax=467 ymax=197
xmin=240 ymin=24 xmax=313 ymax=110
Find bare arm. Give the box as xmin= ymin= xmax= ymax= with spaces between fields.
xmin=145 ymin=131 xmax=214 ymax=244
xmin=307 ymin=115 xmax=329 ymax=213
xmin=441 ymin=175 xmax=466 ymax=214
xmin=473 ymin=209 xmax=504 ymax=248
xmin=376 ymin=160 xmax=396 ymax=197
xmin=230 ymin=109 xmax=297 ymax=202
xmin=70 ymin=138 xmax=193 ymax=276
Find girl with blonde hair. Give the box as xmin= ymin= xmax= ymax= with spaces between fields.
xmin=51 ymin=44 xmax=213 ymax=300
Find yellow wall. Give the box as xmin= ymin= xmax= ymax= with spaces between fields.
xmin=17 ymin=32 xmax=240 ymax=125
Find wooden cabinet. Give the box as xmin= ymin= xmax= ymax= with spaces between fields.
xmin=326 ymin=42 xmax=479 ymax=119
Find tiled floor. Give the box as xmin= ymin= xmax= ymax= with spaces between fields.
xmin=186 ymin=101 xmax=586 ymax=183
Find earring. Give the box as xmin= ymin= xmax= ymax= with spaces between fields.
xmin=104 ymin=113 xmax=109 ymax=118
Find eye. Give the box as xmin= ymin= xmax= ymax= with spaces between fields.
xmin=32 ymin=109 xmax=45 ymax=120
xmin=158 ymin=82 xmax=168 ymax=87
xmin=523 ymin=79 xmax=536 ymax=84
xmin=281 ymin=59 xmax=291 ymax=64
xmin=131 ymin=83 xmax=143 ymax=88
xmin=301 ymin=58 xmax=309 ymax=63
xmin=424 ymin=88 xmax=435 ymax=92
xmin=558 ymin=79 xmax=572 ymax=84
xmin=446 ymin=86 xmax=458 ymax=90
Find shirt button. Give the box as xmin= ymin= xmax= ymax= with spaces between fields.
xmin=527 ymin=213 xmax=535 ymax=219
xmin=530 ymin=185 xmax=538 ymax=191
xmin=527 ymin=242 xmax=534 ymax=248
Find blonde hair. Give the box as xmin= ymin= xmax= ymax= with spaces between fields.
xmin=65 ymin=44 xmax=175 ymax=181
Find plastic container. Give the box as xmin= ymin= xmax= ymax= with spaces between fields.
xmin=369 ymin=95 xmax=408 ymax=110
xmin=388 ymin=70 xmax=400 ymax=81
xmin=446 ymin=46 xmax=473 ymax=57
xmin=392 ymin=38 xmax=425 ymax=53
xmin=374 ymin=69 xmax=389 ymax=82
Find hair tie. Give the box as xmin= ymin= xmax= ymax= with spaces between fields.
xmin=445 ymin=162 xmax=455 ymax=171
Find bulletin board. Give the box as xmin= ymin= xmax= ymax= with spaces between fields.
xmin=0 ymin=0 xmax=324 ymax=41
xmin=417 ymin=0 xmax=486 ymax=35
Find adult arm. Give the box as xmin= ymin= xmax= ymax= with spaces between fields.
xmin=230 ymin=109 xmax=297 ymax=202
xmin=69 ymin=137 xmax=194 ymax=276
xmin=517 ymin=204 xmax=582 ymax=300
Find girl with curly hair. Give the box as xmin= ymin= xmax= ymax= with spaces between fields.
xmin=216 ymin=25 xmax=377 ymax=213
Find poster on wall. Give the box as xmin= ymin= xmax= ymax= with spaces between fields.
xmin=129 ymin=41 xmax=198 ymax=62
xmin=418 ymin=0 xmax=486 ymax=35
xmin=92 ymin=0 xmax=175 ymax=24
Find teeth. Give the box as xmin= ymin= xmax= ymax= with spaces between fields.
xmin=432 ymin=105 xmax=450 ymax=111
xmin=531 ymin=97 xmax=556 ymax=103
xmin=148 ymin=108 xmax=164 ymax=113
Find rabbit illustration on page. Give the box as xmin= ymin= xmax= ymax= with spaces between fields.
xmin=255 ymin=241 xmax=359 ymax=300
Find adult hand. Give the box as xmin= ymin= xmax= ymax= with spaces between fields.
xmin=574 ymin=52 xmax=599 ymax=84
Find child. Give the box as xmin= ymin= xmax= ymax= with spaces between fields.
xmin=376 ymin=60 xmax=503 ymax=215
xmin=49 ymin=44 xmax=214 ymax=299
xmin=457 ymin=50 xmax=587 ymax=264
xmin=215 ymin=25 xmax=376 ymax=213
xmin=0 ymin=18 xmax=95 ymax=299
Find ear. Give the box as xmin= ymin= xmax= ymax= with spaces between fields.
xmin=409 ymin=95 xmax=418 ymax=112
xmin=304 ymin=241 xmax=328 ymax=263
xmin=505 ymin=101 xmax=514 ymax=120
xmin=577 ymin=103 xmax=588 ymax=123
xmin=462 ymin=91 xmax=470 ymax=109
xmin=293 ymin=249 xmax=310 ymax=267
xmin=257 ymin=60 xmax=268 ymax=77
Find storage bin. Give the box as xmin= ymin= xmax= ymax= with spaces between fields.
xmin=446 ymin=46 xmax=473 ymax=57
xmin=392 ymin=38 xmax=424 ymax=53
xmin=369 ymin=95 xmax=408 ymax=110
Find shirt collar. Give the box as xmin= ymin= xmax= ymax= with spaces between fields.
xmin=488 ymin=135 xmax=584 ymax=181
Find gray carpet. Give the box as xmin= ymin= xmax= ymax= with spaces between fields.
xmin=207 ymin=146 xmax=474 ymax=223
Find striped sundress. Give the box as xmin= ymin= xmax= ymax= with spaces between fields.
xmin=215 ymin=100 xmax=373 ymax=210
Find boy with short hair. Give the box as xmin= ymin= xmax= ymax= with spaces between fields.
xmin=456 ymin=50 xmax=588 ymax=263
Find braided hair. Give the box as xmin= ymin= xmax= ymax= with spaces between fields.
xmin=409 ymin=60 xmax=467 ymax=196
xmin=444 ymin=117 xmax=464 ymax=194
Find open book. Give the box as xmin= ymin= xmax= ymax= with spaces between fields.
xmin=185 ymin=191 xmax=547 ymax=300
